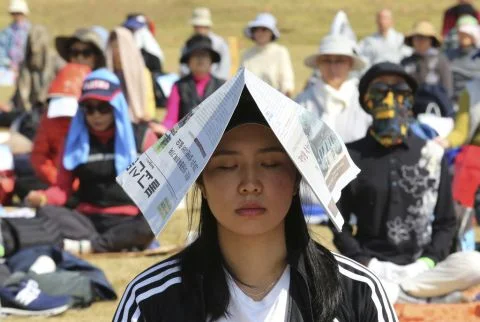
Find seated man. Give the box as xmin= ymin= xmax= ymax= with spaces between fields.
xmin=332 ymin=62 xmax=480 ymax=303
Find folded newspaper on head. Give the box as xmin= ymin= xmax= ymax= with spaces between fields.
xmin=116 ymin=68 xmax=360 ymax=235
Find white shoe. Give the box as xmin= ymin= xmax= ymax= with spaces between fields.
xmin=63 ymin=239 xmax=92 ymax=254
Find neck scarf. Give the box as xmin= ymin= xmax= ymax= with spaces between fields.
xmin=63 ymin=69 xmax=137 ymax=174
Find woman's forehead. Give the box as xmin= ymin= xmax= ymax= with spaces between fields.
xmin=216 ymin=124 xmax=282 ymax=152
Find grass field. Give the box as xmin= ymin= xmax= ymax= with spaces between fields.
xmin=0 ymin=0 xmax=465 ymax=321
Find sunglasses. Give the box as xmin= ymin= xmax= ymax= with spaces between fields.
xmin=69 ymin=48 xmax=95 ymax=58
xmin=368 ymin=82 xmax=413 ymax=99
xmin=80 ymin=102 xmax=112 ymax=115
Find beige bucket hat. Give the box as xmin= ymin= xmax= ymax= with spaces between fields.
xmin=405 ymin=21 xmax=441 ymax=48
xmin=190 ymin=7 xmax=213 ymax=27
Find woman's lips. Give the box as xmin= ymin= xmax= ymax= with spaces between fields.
xmin=235 ymin=205 xmax=266 ymax=217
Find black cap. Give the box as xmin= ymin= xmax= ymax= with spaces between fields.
xmin=225 ymin=86 xmax=268 ymax=132
xmin=180 ymin=34 xmax=221 ymax=64
xmin=358 ymin=62 xmax=418 ymax=112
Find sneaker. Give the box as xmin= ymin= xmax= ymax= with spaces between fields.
xmin=63 ymin=238 xmax=92 ymax=254
xmin=0 ymin=279 xmax=71 ymax=316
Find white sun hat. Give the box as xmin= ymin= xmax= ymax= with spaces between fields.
xmin=8 ymin=0 xmax=29 ymax=15
xmin=304 ymin=34 xmax=366 ymax=71
xmin=244 ymin=13 xmax=280 ymax=40
xmin=190 ymin=7 xmax=213 ymax=27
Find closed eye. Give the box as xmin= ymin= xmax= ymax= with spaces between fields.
xmin=217 ymin=165 xmax=237 ymax=170
xmin=262 ymin=162 xmax=280 ymax=168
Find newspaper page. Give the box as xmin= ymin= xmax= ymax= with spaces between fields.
xmin=244 ymin=71 xmax=359 ymax=231
xmin=118 ymin=68 xmax=359 ymax=235
xmin=116 ymin=71 xmax=245 ymax=235
xmin=297 ymin=108 xmax=360 ymax=203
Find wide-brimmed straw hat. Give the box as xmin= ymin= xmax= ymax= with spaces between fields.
xmin=55 ymin=28 xmax=105 ymax=66
xmin=244 ymin=13 xmax=280 ymax=40
xmin=190 ymin=7 xmax=213 ymax=27
xmin=304 ymin=34 xmax=366 ymax=71
xmin=405 ymin=21 xmax=441 ymax=48
xmin=180 ymin=34 xmax=220 ymax=64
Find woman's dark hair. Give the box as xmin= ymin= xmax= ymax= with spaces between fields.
xmin=181 ymin=185 xmax=342 ymax=321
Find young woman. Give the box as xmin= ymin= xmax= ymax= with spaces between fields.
xmin=24 ymin=68 xmax=156 ymax=253
xmin=113 ymin=88 xmax=397 ymax=321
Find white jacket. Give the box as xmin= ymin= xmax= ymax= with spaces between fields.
xmin=295 ymin=78 xmax=372 ymax=143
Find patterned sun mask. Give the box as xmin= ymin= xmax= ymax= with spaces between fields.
xmin=364 ymin=82 xmax=414 ymax=147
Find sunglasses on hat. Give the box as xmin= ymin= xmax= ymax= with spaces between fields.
xmin=80 ymin=102 xmax=112 ymax=115
xmin=367 ymin=82 xmax=412 ymax=100
xmin=69 ymin=48 xmax=95 ymax=58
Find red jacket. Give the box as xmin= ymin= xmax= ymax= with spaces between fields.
xmin=31 ymin=114 xmax=72 ymax=185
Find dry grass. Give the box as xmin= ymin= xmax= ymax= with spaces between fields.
xmin=0 ymin=0 xmax=462 ymax=101
xmin=0 ymin=0 xmax=465 ymax=320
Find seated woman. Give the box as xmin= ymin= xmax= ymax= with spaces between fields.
xmin=12 ymin=28 xmax=105 ymax=200
xmin=446 ymin=15 xmax=480 ymax=102
xmin=55 ymin=27 xmax=106 ymax=71
xmin=241 ymin=13 xmax=294 ymax=96
xmin=25 ymin=69 xmax=157 ymax=253
xmin=296 ymin=34 xmax=371 ymax=144
xmin=150 ymin=34 xmax=224 ymax=135
xmin=113 ymin=80 xmax=396 ymax=321
xmin=401 ymin=21 xmax=453 ymax=98
xmin=106 ymin=27 xmax=156 ymax=123
xmin=14 ymin=63 xmax=91 ymax=199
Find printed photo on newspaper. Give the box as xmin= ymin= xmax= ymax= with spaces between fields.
xmin=117 ymin=68 xmax=359 ymax=235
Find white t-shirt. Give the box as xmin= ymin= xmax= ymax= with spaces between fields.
xmin=216 ymin=266 xmax=291 ymax=322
